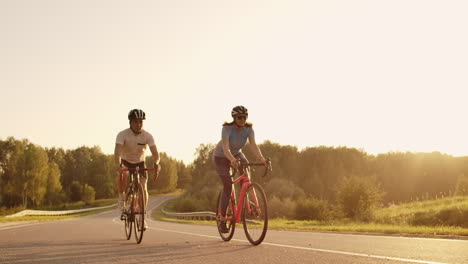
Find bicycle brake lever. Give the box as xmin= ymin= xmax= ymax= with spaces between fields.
xmin=262 ymin=158 xmax=272 ymax=177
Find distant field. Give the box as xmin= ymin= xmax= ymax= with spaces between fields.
xmin=374 ymin=196 xmax=468 ymax=227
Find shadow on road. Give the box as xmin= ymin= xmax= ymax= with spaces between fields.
xmin=1 ymin=239 xmax=254 ymax=264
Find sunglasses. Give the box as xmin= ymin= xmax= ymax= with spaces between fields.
xmin=236 ymin=115 xmax=248 ymax=120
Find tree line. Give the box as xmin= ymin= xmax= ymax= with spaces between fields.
xmin=170 ymin=140 xmax=468 ymax=221
xmin=2 ymin=136 xmax=468 ymax=220
xmin=0 ymin=137 xmax=190 ymax=212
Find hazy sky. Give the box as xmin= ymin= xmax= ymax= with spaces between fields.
xmin=1 ymin=0 xmax=467 ymax=164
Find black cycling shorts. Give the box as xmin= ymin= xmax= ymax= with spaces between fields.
xmin=121 ymin=159 xmax=147 ymax=178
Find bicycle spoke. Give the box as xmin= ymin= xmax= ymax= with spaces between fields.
xmin=216 ymin=191 xmax=236 ymax=241
xmin=242 ymin=183 xmax=268 ymax=245
xmin=133 ymin=183 xmax=145 ymax=244
xmin=124 ymin=193 xmax=132 ymax=240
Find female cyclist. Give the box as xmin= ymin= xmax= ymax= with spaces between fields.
xmin=212 ymin=105 xmax=267 ymax=233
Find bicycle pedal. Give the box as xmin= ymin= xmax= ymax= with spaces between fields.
xmin=120 ymin=214 xmax=126 ymax=221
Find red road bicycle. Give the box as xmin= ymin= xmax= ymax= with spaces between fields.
xmin=120 ymin=166 xmax=157 ymax=244
xmin=216 ymin=158 xmax=272 ymax=245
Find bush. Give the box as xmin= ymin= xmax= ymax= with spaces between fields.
xmin=81 ymin=184 xmax=96 ymax=204
xmin=295 ymin=197 xmax=330 ymax=220
xmin=70 ymin=181 xmax=82 ymax=202
xmin=437 ymin=208 xmax=468 ymax=227
xmin=169 ymin=196 xmax=203 ymax=212
xmin=455 ymin=175 xmax=468 ymax=196
xmin=96 ymin=182 xmax=115 ymax=199
xmin=411 ymin=208 xmax=468 ymax=227
xmin=265 ymin=178 xmax=306 ymax=201
xmin=411 ymin=212 xmax=438 ymax=226
xmin=269 ymin=196 xmax=296 ymax=218
xmin=335 ymin=176 xmax=384 ymax=221
xmin=0 ymin=205 xmax=25 ymax=216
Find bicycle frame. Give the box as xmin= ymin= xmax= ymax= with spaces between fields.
xmin=126 ymin=171 xmax=142 ymax=215
xmin=121 ymin=166 xmax=157 ymax=243
xmin=226 ymin=167 xmax=262 ymax=224
xmin=122 ymin=167 xmax=155 ymax=213
xmin=216 ymin=158 xmax=271 ymax=245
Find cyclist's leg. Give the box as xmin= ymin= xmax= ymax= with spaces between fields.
xmin=213 ymin=156 xmax=231 ymax=220
xmin=138 ymin=169 xmax=148 ymax=209
xmin=116 ymin=165 xmax=129 ymax=211
xmin=137 ymin=163 xmax=148 ymax=229
xmin=140 ymin=177 xmax=148 ymax=208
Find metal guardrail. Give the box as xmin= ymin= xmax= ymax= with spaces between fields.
xmin=5 ymin=198 xmax=216 ymax=221
xmin=5 ymin=204 xmax=117 ymax=218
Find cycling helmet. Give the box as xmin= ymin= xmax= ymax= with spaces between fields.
xmin=231 ymin=105 xmax=248 ymax=117
xmin=128 ymin=109 xmax=146 ymax=120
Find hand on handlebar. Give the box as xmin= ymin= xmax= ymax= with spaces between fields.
xmin=230 ymin=159 xmax=239 ymax=169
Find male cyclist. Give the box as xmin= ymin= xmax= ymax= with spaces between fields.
xmin=115 ymin=109 xmax=161 ymax=229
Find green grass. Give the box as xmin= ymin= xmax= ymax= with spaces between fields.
xmin=152 ymin=208 xmax=468 ymax=238
xmin=266 ymin=219 xmax=468 ymax=237
xmin=150 ymin=189 xmax=185 ymax=197
xmin=5 ymin=193 xmax=467 ymax=238
xmin=374 ymin=196 xmax=468 ymax=226
xmin=36 ymin=199 xmax=117 ymax=211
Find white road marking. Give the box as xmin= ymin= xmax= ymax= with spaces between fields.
xmin=0 ymin=222 xmax=46 ymax=230
xmin=111 ymin=197 xmax=452 ymax=264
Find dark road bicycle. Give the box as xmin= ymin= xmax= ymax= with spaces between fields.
xmin=216 ymin=158 xmax=272 ymax=245
xmin=120 ymin=166 xmax=157 ymax=244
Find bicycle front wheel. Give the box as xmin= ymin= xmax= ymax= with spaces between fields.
xmin=242 ymin=182 xmax=268 ymax=245
xmin=133 ymin=183 xmax=146 ymax=244
xmin=216 ymin=191 xmax=235 ymax=241
xmin=124 ymin=193 xmax=133 ymax=240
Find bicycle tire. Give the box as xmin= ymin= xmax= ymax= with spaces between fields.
xmin=124 ymin=192 xmax=133 ymax=240
xmin=216 ymin=191 xmax=235 ymax=241
xmin=133 ymin=183 xmax=145 ymax=244
xmin=242 ymin=182 xmax=268 ymax=245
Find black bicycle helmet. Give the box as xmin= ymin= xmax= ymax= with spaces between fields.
xmin=231 ymin=105 xmax=248 ymax=117
xmin=128 ymin=109 xmax=146 ymax=120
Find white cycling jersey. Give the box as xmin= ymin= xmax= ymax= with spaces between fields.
xmin=115 ymin=128 xmax=156 ymax=164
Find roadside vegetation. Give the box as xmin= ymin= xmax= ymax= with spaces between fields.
xmin=160 ymin=143 xmax=468 ymax=237
xmin=2 ymin=137 xmax=468 ymax=237
xmin=0 ymin=137 xmax=189 ymax=216
xmin=0 ymin=198 xmax=117 ymax=223
xmin=157 ymin=196 xmax=468 ymax=237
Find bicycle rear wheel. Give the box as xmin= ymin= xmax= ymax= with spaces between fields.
xmin=124 ymin=193 xmax=133 ymax=240
xmin=216 ymin=191 xmax=235 ymax=241
xmin=242 ymin=183 xmax=268 ymax=245
xmin=133 ymin=183 xmax=145 ymax=244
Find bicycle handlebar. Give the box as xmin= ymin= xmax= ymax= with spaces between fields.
xmin=121 ymin=167 xmax=155 ymax=172
xmin=232 ymin=158 xmax=273 ymax=178
xmin=121 ymin=167 xmax=159 ymax=182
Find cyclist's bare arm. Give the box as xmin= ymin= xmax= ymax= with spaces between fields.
xmin=222 ymin=137 xmax=238 ymax=168
xmin=149 ymin=145 xmax=161 ymax=175
xmin=114 ymin=143 xmax=123 ymax=173
xmin=248 ymin=135 xmax=266 ymax=164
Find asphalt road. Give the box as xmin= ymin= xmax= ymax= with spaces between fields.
xmin=1 ymin=196 xmax=467 ymax=264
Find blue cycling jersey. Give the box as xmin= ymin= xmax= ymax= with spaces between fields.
xmin=214 ymin=124 xmax=254 ymax=158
